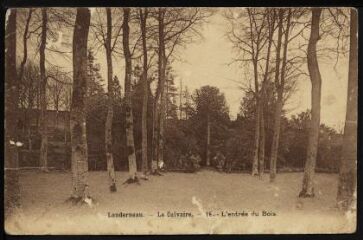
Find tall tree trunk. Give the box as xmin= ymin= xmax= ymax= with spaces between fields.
xmin=336 ymin=9 xmax=357 ymax=210
xmin=140 ymin=8 xmax=149 ymax=175
xmin=36 ymin=86 xmax=40 ymax=130
xmin=270 ymin=9 xmax=284 ymax=182
xmin=64 ymin=89 xmax=71 ymax=169
xmin=55 ymin=102 xmax=59 ymax=127
xmin=39 ymin=8 xmax=48 ymax=172
xmin=179 ymin=78 xmax=183 ymax=119
xmin=70 ymin=8 xmax=91 ymax=200
xmin=185 ymin=87 xmax=190 ymax=120
xmin=27 ymin=91 xmax=35 ymax=145
xmin=151 ymin=8 xmax=166 ymax=174
xmin=157 ymin=8 xmax=167 ymax=170
xmin=123 ymin=8 xmax=138 ymax=180
xmin=258 ymin=11 xmax=275 ymax=178
xmin=258 ymin=102 xmax=265 ymax=177
xmin=151 ymin=102 xmax=159 ymax=172
xmin=159 ymin=88 xmax=166 ymax=168
xmin=21 ymin=9 xmax=33 ymax=152
xmin=270 ymin=9 xmax=291 ymax=182
xmin=28 ymin=111 xmax=33 ymax=151
xmin=299 ymin=8 xmax=322 ymax=198
xmin=105 ymin=7 xmax=117 ymax=192
xmin=251 ymin=59 xmax=260 ymax=176
xmin=206 ymin=114 xmax=211 ymax=167
xmin=270 ymin=96 xmax=282 ymax=181
xmin=5 ymin=9 xmax=20 ymax=218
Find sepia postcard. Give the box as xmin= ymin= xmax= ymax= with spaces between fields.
xmin=4 ymin=6 xmax=357 ymax=235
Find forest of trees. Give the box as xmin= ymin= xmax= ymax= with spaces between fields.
xmin=4 ymin=7 xmax=356 ymax=218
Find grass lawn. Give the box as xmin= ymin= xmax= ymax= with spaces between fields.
xmin=5 ymin=169 xmax=355 ymax=234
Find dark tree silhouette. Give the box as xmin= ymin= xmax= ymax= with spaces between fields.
xmin=336 ymin=9 xmax=357 ymax=210
xmin=5 ymin=9 xmax=20 ymax=218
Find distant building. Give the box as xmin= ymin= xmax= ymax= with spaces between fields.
xmin=17 ymin=108 xmax=71 ymax=170
xmin=18 ymin=108 xmax=70 ymax=133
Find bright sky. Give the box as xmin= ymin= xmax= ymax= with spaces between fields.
xmin=173 ymin=12 xmax=245 ymax=120
xmin=17 ymin=8 xmax=349 ymax=131
xmin=172 ymin=10 xmax=349 ymax=131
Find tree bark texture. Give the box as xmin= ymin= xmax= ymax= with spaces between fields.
xmin=336 ymin=8 xmax=357 ymax=210
xmin=71 ymin=8 xmax=91 ymax=199
xmin=5 ymin=9 xmax=20 ymax=218
xmin=123 ymin=8 xmax=138 ymax=179
xmin=258 ymin=11 xmax=275 ymax=178
xmin=299 ymin=8 xmax=322 ymax=198
xmin=206 ymin=114 xmax=211 ymax=166
xmin=140 ymin=8 xmax=149 ymax=174
xmin=151 ymin=8 xmax=167 ymax=173
xmin=19 ymin=9 xmax=32 ymax=83
xmin=157 ymin=9 xmax=167 ymax=170
xmin=151 ymin=103 xmax=159 ymax=172
xmin=105 ymin=7 xmax=117 ymax=192
xmin=251 ymin=60 xmax=260 ymax=176
xmin=258 ymin=102 xmax=265 ymax=177
xmin=270 ymin=9 xmax=291 ymax=182
xmin=39 ymin=8 xmax=48 ymax=171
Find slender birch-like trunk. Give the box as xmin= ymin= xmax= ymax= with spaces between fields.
xmin=258 ymin=102 xmax=265 ymax=177
xmin=140 ymin=8 xmax=149 ymax=175
xmin=20 ymin=9 xmax=33 ymax=153
xmin=206 ymin=114 xmax=211 ymax=167
xmin=157 ymin=8 xmax=167 ymax=170
xmin=39 ymin=8 xmax=48 ymax=172
xmin=270 ymin=9 xmax=291 ymax=182
xmin=269 ymin=10 xmax=284 ymax=182
xmin=105 ymin=7 xmax=117 ymax=192
xmin=251 ymin=59 xmax=260 ymax=176
xmin=151 ymin=8 xmax=166 ymax=174
xmin=151 ymin=102 xmax=159 ymax=172
xmin=123 ymin=8 xmax=138 ymax=180
xmin=258 ymin=11 xmax=275 ymax=178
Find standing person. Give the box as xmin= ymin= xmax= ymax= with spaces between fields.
xmin=214 ymin=151 xmax=226 ymax=172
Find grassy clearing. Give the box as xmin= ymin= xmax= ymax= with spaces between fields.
xmin=5 ymin=169 xmax=355 ymax=234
